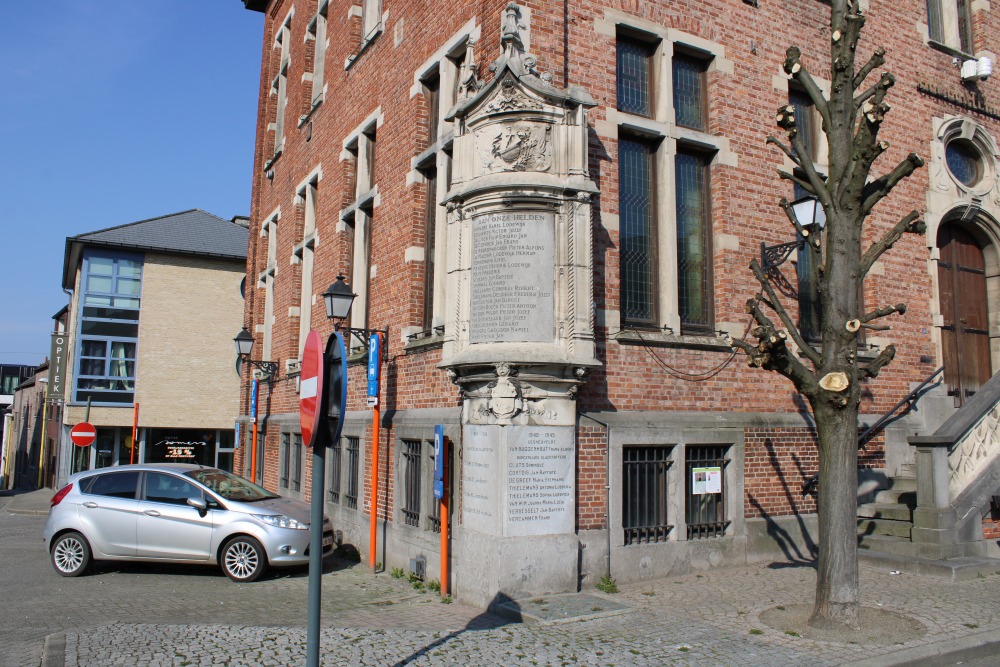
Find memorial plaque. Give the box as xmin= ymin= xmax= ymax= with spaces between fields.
xmin=470 ymin=212 xmax=554 ymax=343
xmin=461 ymin=425 xmax=502 ymax=536
xmin=504 ymin=426 xmax=574 ymax=536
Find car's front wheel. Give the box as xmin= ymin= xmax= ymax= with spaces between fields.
xmin=51 ymin=532 xmax=91 ymax=577
xmin=221 ymin=536 xmax=267 ymax=582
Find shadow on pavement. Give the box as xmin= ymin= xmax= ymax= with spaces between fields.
xmin=389 ymin=592 xmax=514 ymax=666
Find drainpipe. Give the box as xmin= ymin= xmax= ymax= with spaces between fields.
xmin=579 ymin=411 xmax=611 ymax=580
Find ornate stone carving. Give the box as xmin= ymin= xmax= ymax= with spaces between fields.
xmin=482 ymin=77 xmax=539 ymax=114
xmin=487 ymin=362 xmax=522 ymax=423
xmin=948 ymin=404 xmax=1000 ymax=497
xmin=476 ymin=121 xmax=551 ymax=172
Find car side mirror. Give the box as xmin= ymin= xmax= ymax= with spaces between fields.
xmin=187 ymin=497 xmax=208 ymax=514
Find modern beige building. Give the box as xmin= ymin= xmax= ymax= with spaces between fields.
xmin=53 ymin=210 xmax=248 ymax=488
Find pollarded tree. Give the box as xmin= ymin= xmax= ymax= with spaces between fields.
xmin=730 ymin=0 xmax=925 ymax=630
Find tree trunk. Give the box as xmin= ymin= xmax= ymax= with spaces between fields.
xmin=809 ymin=399 xmax=861 ymax=630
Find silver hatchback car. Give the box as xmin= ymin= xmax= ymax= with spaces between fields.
xmin=43 ymin=463 xmax=333 ymax=582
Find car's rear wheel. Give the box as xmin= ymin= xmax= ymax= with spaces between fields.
xmin=221 ymin=536 xmax=267 ymax=582
xmin=51 ymin=532 xmax=91 ymax=577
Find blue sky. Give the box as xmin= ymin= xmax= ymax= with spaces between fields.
xmin=1 ymin=1 xmax=264 ymax=365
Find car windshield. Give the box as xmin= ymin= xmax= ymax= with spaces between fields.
xmin=186 ymin=469 xmax=279 ymax=502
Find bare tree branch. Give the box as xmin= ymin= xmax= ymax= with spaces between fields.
xmin=779 ymin=198 xmax=822 ymax=247
xmin=853 ymin=47 xmax=886 ymax=90
xmin=767 ymin=135 xmax=800 ymax=168
xmin=861 ymin=303 xmax=906 ymax=323
xmin=777 ymin=169 xmax=817 ymax=195
xmin=861 ymin=154 xmax=925 ymax=215
xmin=738 ymin=295 xmax=818 ymax=391
xmin=859 ymin=210 xmax=923 ymax=275
xmin=750 ymin=259 xmax=823 ymax=367
xmin=859 ymin=344 xmax=896 ymax=380
xmin=783 ymin=47 xmax=832 ymax=130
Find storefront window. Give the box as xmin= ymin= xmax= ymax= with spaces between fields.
xmin=145 ymin=428 xmax=235 ymax=468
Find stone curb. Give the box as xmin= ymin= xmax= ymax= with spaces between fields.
xmin=41 ymin=633 xmax=65 ymax=667
xmin=849 ymin=628 xmax=1000 ymax=667
xmin=5 ymin=507 xmax=50 ymax=516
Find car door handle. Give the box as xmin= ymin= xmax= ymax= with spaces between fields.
xmin=82 ymin=502 xmax=98 ymax=508
xmin=143 ymin=510 xmax=161 ymax=517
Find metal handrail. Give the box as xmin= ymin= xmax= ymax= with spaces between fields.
xmin=857 ymin=366 xmax=945 ymax=447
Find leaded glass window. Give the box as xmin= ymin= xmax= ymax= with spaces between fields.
xmin=673 ymin=55 xmax=706 ymax=130
xmin=675 ymin=151 xmax=712 ymax=331
xmin=617 ymin=37 xmax=653 ymax=117
xmin=619 ymin=138 xmax=657 ymax=325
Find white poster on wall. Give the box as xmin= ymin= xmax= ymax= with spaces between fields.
xmin=692 ymin=466 xmax=722 ymax=495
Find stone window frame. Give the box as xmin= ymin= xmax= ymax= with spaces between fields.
xmin=293 ymin=166 xmax=323 ymax=356
xmin=926 ymin=118 xmax=1000 ymax=376
xmin=266 ymin=7 xmax=294 ymax=170
xmin=595 ymin=12 xmax=737 ymax=344
xmin=258 ymin=207 xmax=281 ymax=362
xmin=339 ymin=109 xmax=382 ymax=341
xmin=924 ymin=0 xmax=975 ymax=57
xmin=606 ymin=421 xmax=744 ymax=551
xmin=344 ymin=0 xmax=385 ymax=69
xmin=337 ymin=426 xmax=367 ymax=512
xmin=303 ymin=0 xmax=329 ymax=119
xmin=405 ymin=21 xmax=481 ymax=347
xmin=393 ymin=427 xmax=442 ymax=534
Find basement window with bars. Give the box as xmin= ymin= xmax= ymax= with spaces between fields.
xmin=279 ymin=433 xmax=303 ymax=493
xmin=345 ymin=436 xmax=360 ymax=509
xmin=685 ymin=445 xmax=731 ymax=539
xmin=623 ymin=446 xmax=674 ymax=545
xmin=327 ymin=435 xmax=342 ymax=504
xmin=401 ymin=440 xmax=422 ymax=527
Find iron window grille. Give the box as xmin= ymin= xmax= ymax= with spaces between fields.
xmin=280 ymin=433 xmax=302 ymax=492
xmin=345 ymin=436 xmax=360 ymax=509
xmin=328 ymin=435 xmax=342 ymax=504
xmin=623 ymin=446 xmax=674 ymax=545
xmin=402 ymin=440 xmax=422 ymax=527
xmin=685 ymin=445 xmax=731 ymax=539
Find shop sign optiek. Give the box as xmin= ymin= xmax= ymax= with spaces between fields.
xmin=47 ymin=332 xmax=68 ymax=400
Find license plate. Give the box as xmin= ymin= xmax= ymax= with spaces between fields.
xmin=322 ymin=535 xmax=334 ymax=547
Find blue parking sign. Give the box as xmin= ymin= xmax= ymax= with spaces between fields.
xmin=367 ymin=333 xmax=380 ymax=398
xmin=433 ymin=425 xmax=445 ymax=499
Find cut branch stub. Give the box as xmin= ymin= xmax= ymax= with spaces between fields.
xmin=819 ymin=371 xmax=850 ymax=392
xmin=776 ymin=106 xmax=797 ymax=130
xmin=783 ymin=46 xmax=802 ymax=76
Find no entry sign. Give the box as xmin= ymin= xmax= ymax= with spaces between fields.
xmin=70 ymin=422 xmax=97 ymax=448
xmin=300 ymin=330 xmax=325 ymax=448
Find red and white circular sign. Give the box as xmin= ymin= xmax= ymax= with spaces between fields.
xmin=70 ymin=422 xmax=97 ymax=448
xmin=299 ymin=330 xmax=325 ymax=448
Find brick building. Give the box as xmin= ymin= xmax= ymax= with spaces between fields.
xmin=236 ymin=0 xmax=1000 ymax=606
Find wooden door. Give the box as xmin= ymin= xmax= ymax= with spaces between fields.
xmin=938 ymin=224 xmax=992 ymax=405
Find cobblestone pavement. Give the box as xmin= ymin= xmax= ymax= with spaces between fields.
xmin=5 ymin=490 xmax=1000 ymax=666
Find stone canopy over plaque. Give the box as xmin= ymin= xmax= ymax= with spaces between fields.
xmin=437 ymin=3 xmax=601 ymax=608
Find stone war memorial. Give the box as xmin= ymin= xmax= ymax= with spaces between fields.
xmin=440 ymin=4 xmax=599 ymax=606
